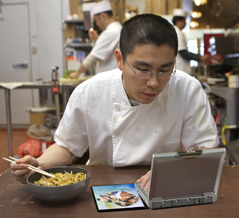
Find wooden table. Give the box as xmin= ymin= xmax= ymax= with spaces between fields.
xmin=0 ymin=165 xmax=239 ymax=218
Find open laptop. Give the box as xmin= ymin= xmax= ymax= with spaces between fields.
xmin=135 ymin=148 xmax=226 ymax=209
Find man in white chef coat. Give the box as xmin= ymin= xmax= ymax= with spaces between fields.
xmin=70 ymin=0 xmax=122 ymax=78
xmin=172 ymin=8 xmax=211 ymax=75
xmin=11 ymin=14 xmax=218 ymax=190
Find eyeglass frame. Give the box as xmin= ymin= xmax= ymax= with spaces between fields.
xmin=124 ymin=59 xmax=176 ymax=80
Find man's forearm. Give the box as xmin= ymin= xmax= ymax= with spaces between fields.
xmin=76 ymin=64 xmax=87 ymax=75
xmin=37 ymin=143 xmax=75 ymax=169
xmin=179 ymin=49 xmax=201 ymax=61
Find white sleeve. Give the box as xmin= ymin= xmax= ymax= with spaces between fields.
xmin=54 ymin=85 xmax=89 ymax=157
xmin=91 ymin=29 xmax=120 ymax=61
xmin=82 ymin=53 xmax=98 ymax=69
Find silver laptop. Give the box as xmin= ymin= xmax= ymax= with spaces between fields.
xmin=135 ymin=148 xmax=226 ymax=209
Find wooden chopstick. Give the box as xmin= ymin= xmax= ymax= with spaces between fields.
xmin=3 ymin=156 xmax=55 ymax=178
xmin=8 ymin=156 xmax=55 ymax=178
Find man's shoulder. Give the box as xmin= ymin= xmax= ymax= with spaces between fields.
xmin=81 ymin=68 xmax=121 ymax=88
xmin=173 ymin=70 xmax=201 ymax=86
xmin=109 ymin=21 xmax=122 ymax=28
xmin=94 ymin=68 xmax=121 ymax=78
xmin=96 ymin=23 xmax=121 ymax=43
xmin=105 ymin=22 xmax=122 ymax=32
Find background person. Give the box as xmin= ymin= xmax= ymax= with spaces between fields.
xmin=11 ymin=14 xmax=218 ymax=190
xmin=70 ymin=1 xmax=122 ymax=78
xmin=172 ymin=8 xmax=211 ymax=75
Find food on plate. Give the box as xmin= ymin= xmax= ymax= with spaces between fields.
xmin=34 ymin=171 xmax=86 ymax=186
xmin=97 ymin=191 xmax=139 ymax=207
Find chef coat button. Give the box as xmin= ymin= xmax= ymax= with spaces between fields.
xmin=114 ymin=132 xmax=120 ymax=136
xmin=155 ymin=127 xmax=160 ymax=133
xmin=115 ymin=105 xmax=120 ymax=111
xmin=112 ymin=116 xmax=119 ymax=122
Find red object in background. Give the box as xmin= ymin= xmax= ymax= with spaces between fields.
xmin=18 ymin=134 xmax=54 ymax=158
xmin=52 ymin=87 xmax=59 ymax=93
xmin=215 ymin=113 xmax=220 ymax=126
xmin=206 ymin=54 xmax=224 ymax=65
xmin=18 ymin=139 xmax=43 ymax=158
xmin=204 ymin=33 xmax=224 ymax=55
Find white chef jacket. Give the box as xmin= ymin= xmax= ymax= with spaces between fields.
xmin=54 ymin=68 xmax=218 ymax=167
xmin=91 ymin=21 xmax=122 ymax=74
xmin=174 ymin=26 xmax=192 ymax=75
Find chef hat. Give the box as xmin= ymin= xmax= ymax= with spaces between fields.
xmin=82 ymin=2 xmax=96 ymax=12
xmin=90 ymin=1 xmax=112 ymax=17
xmin=173 ymin=8 xmax=188 ymax=18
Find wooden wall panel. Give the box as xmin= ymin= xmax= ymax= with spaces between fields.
xmin=69 ymin=0 xmax=125 ymax=23
xmin=145 ymin=0 xmax=182 ymax=15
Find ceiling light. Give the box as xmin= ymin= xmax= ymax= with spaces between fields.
xmin=190 ymin=21 xmax=199 ymax=28
xmin=191 ymin=11 xmax=202 ymax=18
xmin=193 ymin=0 xmax=207 ymax=6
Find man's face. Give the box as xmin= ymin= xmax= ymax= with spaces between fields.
xmin=178 ymin=18 xmax=186 ymax=30
xmin=93 ymin=14 xmax=105 ymax=31
xmin=116 ymin=44 xmax=175 ymax=104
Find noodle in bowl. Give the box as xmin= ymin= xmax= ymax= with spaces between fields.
xmin=27 ymin=166 xmax=90 ymax=203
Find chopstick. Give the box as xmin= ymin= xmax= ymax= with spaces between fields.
xmin=8 ymin=156 xmax=55 ymax=178
xmin=2 ymin=156 xmax=55 ymax=178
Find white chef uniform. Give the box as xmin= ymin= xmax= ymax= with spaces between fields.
xmin=174 ymin=25 xmax=192 ymax=75
xmin=54 ymin=68 xmax=218 ymax=167
xmin=91 ymin=21 xmax=122 ymax=73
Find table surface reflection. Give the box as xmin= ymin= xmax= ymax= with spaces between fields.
xmin=0 ymin=165 xmax=239 ymax=218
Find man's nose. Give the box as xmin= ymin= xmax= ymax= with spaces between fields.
xmin=146 ymin=74 xmax=161 ymax=88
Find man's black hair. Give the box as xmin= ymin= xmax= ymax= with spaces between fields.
xmin=172 ymin=16 xmax=185 ymax=25
xmin=95 ymin=10 xmax=113 ymax=17
xmin=120 ymin=14 xmax=178 ymax=60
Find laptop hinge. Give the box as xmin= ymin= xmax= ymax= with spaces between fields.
xmin=177 ymin=150 xmax=202 ymax=159
xmin=150 ymin=193 xmax=217 ymax=209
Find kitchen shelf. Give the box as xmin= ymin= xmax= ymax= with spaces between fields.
xmin=225 ymin=53 xmax=239 ymax=58
xmin=63 ymin=19 xmax=93 ymax=72
xmin=65 ymin=42 xmax=92 ymax=49
xmin=64 ymin=19 xmax=84 ymax=24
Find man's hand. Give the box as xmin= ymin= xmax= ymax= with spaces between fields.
xmin=11 ymin=155 xmax=39 ymax=184
xmin=69 ymin=64 xmax=87 ymax=79
xmin=200 ymin=54 xmax=211 ymax=64
xmin=88 ymin=28 xmax=98 ymax=41
xmin=136 ymin=170 xmax=151 ymax=191
xmin=69 ymin=71 xmax=80 ymax=79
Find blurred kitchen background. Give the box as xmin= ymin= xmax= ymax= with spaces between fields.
xmin=0 ymin=0 xmax=238 ymax=162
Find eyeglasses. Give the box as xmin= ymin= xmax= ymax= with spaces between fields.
xmin=125 ymin=59 xmax=176 ymax=80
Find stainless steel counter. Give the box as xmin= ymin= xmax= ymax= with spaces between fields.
xmin=0 ymin=82 xmax=78 ymax=156
xmin=210 ymin=86 xmax=239 ymax=126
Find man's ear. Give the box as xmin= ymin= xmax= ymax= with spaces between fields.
xmin=114 ymin=49 xmax=123 ymax=70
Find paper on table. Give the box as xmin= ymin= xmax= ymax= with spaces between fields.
xmin=0 ymin=82 xmax=37 ymax=90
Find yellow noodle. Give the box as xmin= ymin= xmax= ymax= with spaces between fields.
xmin=34 ymin=171 xmax=86 ymax=186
